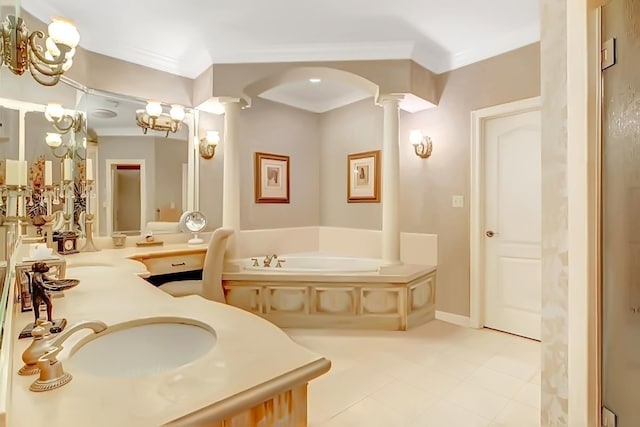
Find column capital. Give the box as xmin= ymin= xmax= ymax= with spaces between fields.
xmin=376 ymin=93 xmax=405 ymax=106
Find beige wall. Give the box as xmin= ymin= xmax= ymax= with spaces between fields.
xmin=401 ymin=43 xmax=540 ymax=316
xmin=155 ymin=138 xmax=188 ymax=211
xmin=239 ymin=98 xmax=321 ymax=230
xmin=318 ymin=44 xmax=540 ymax=316
xmin=97 ymin=136 xmax=156 ymax=234
xmin=319 ymin=98 xmax=383 ymax=229
xmin=197 ymin=112 xmax=225 ymax=230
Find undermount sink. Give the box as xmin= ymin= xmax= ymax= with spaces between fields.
xmin=68 ymin=318 xmax=216 ymax=378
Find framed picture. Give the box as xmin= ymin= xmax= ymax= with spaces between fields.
xmin=255 ymin=152 xmax=290 ymax=203
xmin=347 ymin=150 xmax=381 ymax=203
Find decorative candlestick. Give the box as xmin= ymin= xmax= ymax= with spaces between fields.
xmin=79 ymin=180 xmax=99 ymax=252
xmin=62 ymin=177 xmax=73 ymax=232
xmin=43 ymin=186 xmax=56 ymax=251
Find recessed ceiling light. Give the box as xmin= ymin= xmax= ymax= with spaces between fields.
xmin=91 ymin=108 xmax=117 ymax=119
xmin=309 ymin=78 xmax=321 ymax=84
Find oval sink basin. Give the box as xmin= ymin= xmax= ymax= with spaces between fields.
xmin=68 ymin=319 xmax=216 ymax=378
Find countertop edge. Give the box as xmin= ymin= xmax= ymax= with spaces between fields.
xmin=164 ymin=357 xmax=332 ymax=426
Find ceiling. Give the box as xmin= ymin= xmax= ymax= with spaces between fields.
xmin=21 ymin=0 xmax=540 ymax=80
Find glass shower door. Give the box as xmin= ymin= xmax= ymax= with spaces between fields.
xmin=602 ymin=0 xmax=640 ymax=425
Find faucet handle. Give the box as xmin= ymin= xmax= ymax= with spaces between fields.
xmin=30 ymin=346 xmax=72 ymax=392
xmin=250 ymin=258 xmax=259 ymax=267
xmin=276 ymin=260 xmax=286 ymax=268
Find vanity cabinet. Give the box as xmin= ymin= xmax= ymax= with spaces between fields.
xmin=129 ymin=248 xmax=206 ymax=285
xmin=139 ymin=252 xmax=205 ymax=276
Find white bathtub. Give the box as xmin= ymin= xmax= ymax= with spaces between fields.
xmin=242 ymin=254 xmax=381 ymax=273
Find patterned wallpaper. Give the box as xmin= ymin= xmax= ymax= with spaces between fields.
xmin=540 ymin=0 xmax=569 ymax=425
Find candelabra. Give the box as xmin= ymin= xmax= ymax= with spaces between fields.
xmin=0 ymin=185 xmax=27 ymax=236
xmin=41 ymin=185 xmax=57 ymax=251
xmin=79 ymin=180 xmax=98 ymax=252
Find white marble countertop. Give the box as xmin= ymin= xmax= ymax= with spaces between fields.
xmin=7 ymin=243 xmax=331 ymax=427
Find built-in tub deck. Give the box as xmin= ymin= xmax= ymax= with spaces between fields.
xmin=222 ymin=262 xmax=436 ymax=331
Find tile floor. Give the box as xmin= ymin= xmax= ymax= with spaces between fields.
xmin=286 ymin=320 xmax=540 ymax=427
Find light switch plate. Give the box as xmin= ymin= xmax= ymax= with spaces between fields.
xmin=602 ymin=407 xmax=616 ymax=427
xmin=452 ymin=195 xmax=464 ymax=208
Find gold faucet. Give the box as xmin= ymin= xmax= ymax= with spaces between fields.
xmin=20 ymin=320 xmax=107 ymax=392
xmin=263 ymin=254 xmax=277 ymax=267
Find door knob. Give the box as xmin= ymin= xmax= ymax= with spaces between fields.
xmin=485 ymin=230 xmax=496 ymax=237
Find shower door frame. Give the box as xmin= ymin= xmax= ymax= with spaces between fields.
xmin=566 ymin=1 xmax=603 ymax=425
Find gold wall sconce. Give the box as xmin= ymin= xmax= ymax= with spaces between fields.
xmin=45 ymin=103 xmax=85 ymax=133
xmin=135 ymin=102 xmax=185 ymax=137
xmin=410 ymin=130 xmax=433 ymax=159
xmin=0 ymin=15 xmax=79 ymax=86
xmin=45 ymin=132 xmax=86 ymax=159
xmin=198 ymin=131 xmax=220 ymax=159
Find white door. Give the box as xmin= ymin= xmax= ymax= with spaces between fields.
xmin=484 ymin=109 xmax=541 ymax=340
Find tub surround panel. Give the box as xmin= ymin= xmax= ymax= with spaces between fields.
xmin=223 ymin=268 xmax=436 ymax=331
xmin=237 ymin=227 xmax=437 ymax=269
xmin=236 ymin=227 xmax=320 ymax=260
xmin=319 ymin=227 xmax=438 ymax=266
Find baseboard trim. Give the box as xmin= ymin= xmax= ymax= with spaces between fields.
xmin=435 ymin=311 xmax=471 ymax=328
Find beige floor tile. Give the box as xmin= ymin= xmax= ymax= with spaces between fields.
xmin=286 ymin=321 xmax=541 ymax=427
xmin=409 ymin=400 xmax=492 ymax=427
xmin=464 ymin=366 xmax=528 ymax=399
xmin=514 ymin=382 xmax=541 ymax=409
xmin=323 ymin=397 xmax=411 ymax=427
xmin=483 ymin=354 xmax=539 ymax=381
xmin=493 ymin=400 xmax=540 ymax=427
xmin=442 ymin=382 xmax=510 ymax=420
xmin=369 ymin=379 xmax=439 ymax=419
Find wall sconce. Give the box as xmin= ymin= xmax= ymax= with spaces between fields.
xmin=45 ymin=132 xmax=86 ymax=159
xmin=45 ymin=103 xmax=85 ymax=133
xmin=410 ymin=130 xmax=433 ymax=159
xmin=0 ymin=15 xmax=79 ymax=86
xmin=135 ymin=102 xmax=185 ymax=137
xmin=198 ymin=131 xmax=220 ymax=159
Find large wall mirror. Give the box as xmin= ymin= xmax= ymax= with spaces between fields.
xmin=83 ymin=90 xmax=196 ymax=237
xmin=0 ymin=67 xmax=199 ymax=240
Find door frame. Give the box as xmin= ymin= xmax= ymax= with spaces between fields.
xmin=105 ymin=159 xmax=146 ymax=236
xmin=469 ymin=96 xmax=542 ymax=330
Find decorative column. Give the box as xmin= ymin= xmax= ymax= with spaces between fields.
xmin=221 ymin=99 xmax=242 ymax=258
xmin=380 ymin=95 xmax=404 ymax=265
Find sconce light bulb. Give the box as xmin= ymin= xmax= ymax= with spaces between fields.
xmin=169 ymin=104 xmax=186 ymax=122
xmin=45 ymin=132 xmax=63 ymax=148
xmin=48 ymin=17 xmax=80 ymax=49
xmin=62 ymin=58 xmax=73 ymax=72
xmin=45 ymin=37 xmax=61 ymax=58
xmin=145 ymin=101 xmax=163 ymax=118
xmin=206 ymin=130 xmax=220 ymax=145
xmin=65 ymin=47 xmax=76 ymax=60
xmin=409 ymin=130 xmax=424 ymax=145
xmin=45 ymin=103 xmax=65 ymax=121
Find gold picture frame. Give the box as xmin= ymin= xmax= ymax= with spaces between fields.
xmin=255 ymin=152 xmax=290 ymax=203
xmin=348 ymin=150 xmax=381 ymax=203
